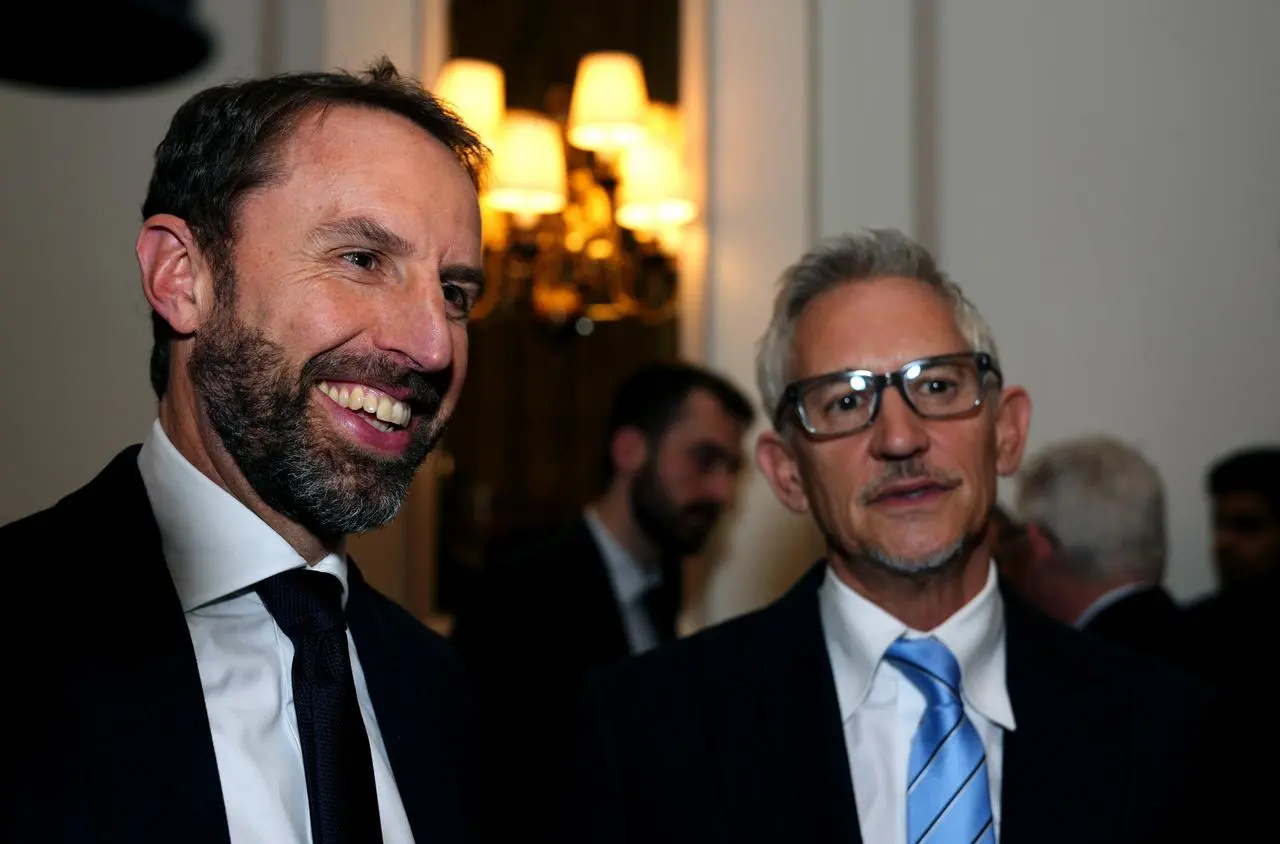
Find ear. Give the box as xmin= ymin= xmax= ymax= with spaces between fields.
xmin=993 ymin=385 xmax=1032 ymax=477
xmin=136 ymin=214 xmax=214 ymax=337
xmin=755 ymin=429 xmax=810 ymax=514
xmin=1024 ymin=521 xmax=1058 ymax=563
xmin=610 ymin=426 xmax=649 ymax=478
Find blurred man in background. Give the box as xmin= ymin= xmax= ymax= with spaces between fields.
xmin=452 ymin=360 xmax=754 ymax=842
xmin=1001 ymin=435 xmax=1202 ymax=676
xmin=1186 ymin=446 xmax=1280 ymax=695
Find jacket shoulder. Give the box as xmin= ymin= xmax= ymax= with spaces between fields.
xmin=351 ymin=572 xmax=463 ymax=675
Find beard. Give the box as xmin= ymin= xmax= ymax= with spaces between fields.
xmin=863 ymin=535 xmax=973 ymax=576
xmin=819 ymin=518 xmax=978 ymax=579
xmin=188 ymin=287 xmax=452 ymax=539
xmin=629 ymin=458 xmax=723 ymax=557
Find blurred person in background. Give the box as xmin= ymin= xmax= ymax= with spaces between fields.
xmin=1186 ymin=446 xmax=1280 ymax=695
xmin=1000 ymin=435 xmax=1203 ymax=677
xmin=451 ymin=360 xmax=754 ymax=842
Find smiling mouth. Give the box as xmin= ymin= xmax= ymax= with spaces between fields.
xmin=316 ymin=381 xmax=411 ymax=432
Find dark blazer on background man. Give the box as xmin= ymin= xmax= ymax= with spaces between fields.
xmin=1 ymin=447 xmax=473 ymax=844
xmin=1187 ymin=570 xmax=1280 ymax=698
xmin=1082 ymin=585 xmax=1207 ymax=678
xmin=567 ymin=563 xmax=1247 ymax=844
xmin=450 ymin=516 xmax=680 ymax=842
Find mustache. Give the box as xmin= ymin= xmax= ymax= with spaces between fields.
xmin=301 ymin=350 xmax=452 ymax=416
xmin=859 ymin=459 xmax=962 ymax=504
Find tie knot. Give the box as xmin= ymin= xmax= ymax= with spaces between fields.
xmin=254 ymin=569 xmax=346 ymax=641
xmin=885 ymin=636 xmax=963 ymax=708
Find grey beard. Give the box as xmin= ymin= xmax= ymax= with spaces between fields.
xmin=861 ymin=536 xmax=969 ymax=577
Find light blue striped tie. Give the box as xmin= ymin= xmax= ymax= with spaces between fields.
xmin=885 ymin=636 xmax=995 ymax=844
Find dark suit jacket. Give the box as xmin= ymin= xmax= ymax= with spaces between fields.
xmin=1186 ymin=570 xmax=1280 ymax=698
xmin=566 ymin=562 xmax=1249 ymax=844
xmin=450 ymin=517 xmax=679 ymax=842
xmin=1083 ymin=585 xmax=1207 ymax=678
xmin=1 ymin=446 xmax=473 ymax=844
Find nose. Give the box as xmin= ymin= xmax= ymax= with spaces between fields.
xmin=868 ymin=386 xmax=928 ymax=460
xmin=372 ymin=270 xmax=458 ymax=372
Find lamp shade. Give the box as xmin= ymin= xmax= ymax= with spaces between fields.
xmin=566 ymin=52 xmax=650 ymax=153
xmin=615 ymin=103 xmax=695 ymax=232
xmin=486 ymin=110 xmax=568 ymax=220
xmin=432 ymin=58 xmax=505 ymax=151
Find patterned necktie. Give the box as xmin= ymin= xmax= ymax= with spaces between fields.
xmin=255 ymin=569 xmax=383 ymax=844
xmin=885 ymin=636 xmax=995 ymax=844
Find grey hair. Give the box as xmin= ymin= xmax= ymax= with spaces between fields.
xmin=1015 ymin=435 xmax=1167 ymax=583
xmin=755 ymin=228 xmax=999 ymax=425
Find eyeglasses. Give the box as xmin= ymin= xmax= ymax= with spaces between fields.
xmin=776 ymin=352 xmax=1003 ymax=440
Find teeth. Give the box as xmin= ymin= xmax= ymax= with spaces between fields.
xmin=317 ymin=381 xmax=410 ymax=429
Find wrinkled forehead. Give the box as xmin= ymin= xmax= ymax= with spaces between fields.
xmin=789 ymin=276 xmax=970 ymax=379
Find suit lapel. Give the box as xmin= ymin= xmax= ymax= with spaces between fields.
xmin=346 ymin=564 xmax=466 ymax=843
xmin=714 ymin=564 xmax=863 ymax=843
xmin=573 ymin=520 xmax=633 ymax=659
xmin=1000 ymin=589 xmax=1130 ymax=843
xmin=70 ymin=448 xmax=231 ymax=843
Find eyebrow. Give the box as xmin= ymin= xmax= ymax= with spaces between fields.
xmin=693 ymin=441 xmax=744 ymax=469
xmin=307 ymin=215 xmax=417 ymax=257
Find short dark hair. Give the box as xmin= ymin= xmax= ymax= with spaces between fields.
xmin=598 ymin=361 xmax=756 ymax=488
xmin=1207 ymin=446 xmax=1280 ymax=517
xmin=141 ymin=56 xmax=488 ymax=398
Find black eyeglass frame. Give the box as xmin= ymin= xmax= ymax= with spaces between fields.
xmin=774 ymin=351 xmax=1004 ymax=441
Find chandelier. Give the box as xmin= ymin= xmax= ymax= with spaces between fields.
xmin=432 ymin=52 xmax=695 ymax=329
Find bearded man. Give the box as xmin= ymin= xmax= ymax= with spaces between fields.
xmin=1 ymin=58 xmax=487 ymax=844
xmin=451 ymin=360 xmax=754 ymax=842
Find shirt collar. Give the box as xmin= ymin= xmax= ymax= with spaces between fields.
xmin=137 ymin=419 xmax=348 ymax=611
xmin=583 ymin=508 xmax=662 ymax=604
xmin=1075 ymin=581 xmax=1154 ymax=628
xmin=819 ymin=560 xmax=1015 ymax=731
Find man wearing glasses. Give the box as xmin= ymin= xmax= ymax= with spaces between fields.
xmin=566 ymin=229 xmax=1242 ymax=843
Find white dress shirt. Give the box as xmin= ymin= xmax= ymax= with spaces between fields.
xmin=819 ymin=561 xmax=1015 ymax=843
xmin=583 ymin=508 xmax=664 ymax=655
xmin=137 ymin=420 xmax=415 ymax=844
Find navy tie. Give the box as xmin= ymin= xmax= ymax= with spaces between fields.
xmin=255 ymin=569 xmax=383 ymax=844
xmin=885 ymin=636 xmax=995 ymax=844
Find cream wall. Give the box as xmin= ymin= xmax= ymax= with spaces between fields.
xmin=0 ymin=0 xmax=264 ymax=526
xmin=931 ymin=0 xmax=1280 ymax=602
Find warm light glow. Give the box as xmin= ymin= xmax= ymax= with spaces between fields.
xmin=432 ymin=58 xmax=505 ymax=150
xmin=566 ymin=51 xmax=650 ymax=152
xmin=615 ymin=103 xmax=695 ymax=232
xmin=646 ymin=102 xmax=684 ymax=154
xmin=532 ymin=280 xmax=583 ymax=323
xmin=487 ymin=110 xmax=568 ymax=221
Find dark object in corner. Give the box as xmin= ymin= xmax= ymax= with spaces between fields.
xmin=0 ymin=0 xmax=214 ymax=92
